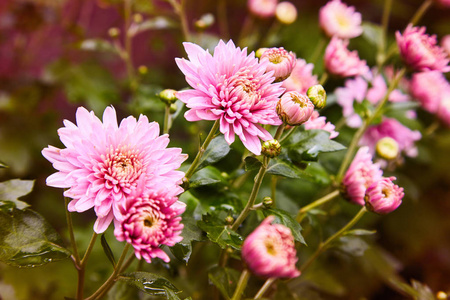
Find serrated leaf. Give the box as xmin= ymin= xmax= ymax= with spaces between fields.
xmin=263 ymin=208 xmax=306 ymax=244
xmin=0 ymin=179 xmax=34 ymax=210
xmin=208 ymin=266 xmax=240 ymax=300
xmin=0 ymin=208 xmax=70 ymax=267
xmin=78 ymin=39 xmax=117 ymax=53
xmin=362 ymin=22 xmax=383 ymax=47
xmin=344 ymin=229 xmax=377 ymax=236
xmin=197 ymin=210 xmax=243 ymax=250
xmin=101 ymin=234 xmax=116 ymax=267
xmin=197 ymin=136 xmax=231 ymax=171
xmin=118 ymin=272 xmax=182 ymax=299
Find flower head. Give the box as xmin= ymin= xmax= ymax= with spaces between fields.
xmin=304 ymin=111 xmax=339 ymax=139
xmin=175 ymin=40 xmax=285 ymax=155
xmin=276 ymin=91 xmax=314 ymax=126
xmin=365 ymin=177 xmax=404 ymax=214
xmin=242 ymin=216 xmax=300 ymax=278
xmin=42 ymin=106 xmax=187 ymax=233
xmin=341 ymin=146 xmax=383 ymax=206
xmin=282 ymin=59 xmax=318 ymax=94
xmin=276 ymin=2 xmax=298 ymax=25
xmin=396 ymin=25 xmax=450 ymax=72
xmin=260 ymin=47 xmax=297 ymax=82
xmin=114 ymin=186 xmax=185 ymax=263
xmin=411 ymin=71 xmax=450 ymax=113
xmin=442 ymin=35 xmax=450 ymax=56
xmin=248 ymin=0 xmax=278 ymax=18
xmin=324 ymin=37 xmax=369 ymax=77
xmin=319 ymin=0 xmax=363 ymax=39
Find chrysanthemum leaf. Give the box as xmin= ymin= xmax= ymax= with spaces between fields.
xmin=263 ymin=208 xmax=306 ymax=245
xmin=197 ymin=136 xmax=231 ymax=171
xmin=118 ymin=272 xmax=182 ymax=299
xmin=197 ymin=210 xmax=243 ymax=250
xmin=0 ymin=179 xmax=34 ymax=210
xmin=208 ymin=266 xmax=240 ymax=300
xmin=100 ymin=234 xmax=116 ymax=267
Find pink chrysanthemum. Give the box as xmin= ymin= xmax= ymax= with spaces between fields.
xmin=411 ymin=71 xmax=450 ymax=113
xmin=282 ymin=59 xmax=318 ymax=94
xmin=176 ymin=40 xmax=285 ymax=155
xmin=319 ymin=0 xmax=363 ymax=39
xmin=442 ymin=35 xmax=450 ymax=57
xmin=324 ymin=37 xmax=369 ymax=77
xmin=260 ymin=47 xmax=296 ymax=82
xmin=248 ymin=0 xmax=278 ymax=18
xmin=396 ymin=25 xmax=450 ymax=72
xmin=304 ymin=111 xmax=339 ymax=139
xmin=242 ymin=216 xmax=300 ymax=278
xmin=365 ymin=177 xmax=404 ymax=215
xmin=276 ymin=91 xmax=314 ymax=126
xmin=114 ymin=186 xmax=185 ymax=263
xmin=42 ymin=106 xmax=187 ymax=233
xmin=436 ymin=92 xmax=450 ymax=126
xmin=341 ymin=146 xmax=383 ymax=206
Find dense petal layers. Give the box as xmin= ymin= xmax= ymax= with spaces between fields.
xmin=324 ymin=38 xmax=369 ymax=77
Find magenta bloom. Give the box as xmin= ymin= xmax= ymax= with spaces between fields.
xmin=341 ymin=146 xmax=383 ymax=206
xmin=248 ymin=0 xmax=278 ymax=18
xmin=365 ymin=177 xmax=404 ymax=215
xmin=176 ymin=40 xmax=285 ymax=155
xmin=242 ymin=216 xmax=300 ymax=278
xmin=319 ymin=0 xmax=363 ymax=39
xmin=304 ymin=111 xmax=339 ymax=139
xmin=276 ymin=91 xmax=314 ymax=126
xmin=260 ymin=47 xmax=297 ymax=82
xmin=396 ymin=25 xmax=450 ymax=72
xmin=283 ymin=59 xmax=318 ymax=94
xmin=42 ymin=106 xmax=187 ymax=233
xmin=324 ymin=37 xmax=369 ymax=77
xmin=411 ymin=71 xmax=450 ymax=113
xmin=114 ymin=187 xmax=185 ymax=263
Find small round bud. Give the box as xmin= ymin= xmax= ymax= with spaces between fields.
xmin=158 ymin=89 xmax=178 ymax=104
xmin=194 ymin=13 xmax=215 ymax=31
xmin=376 ymin=137 xmax=399 ymax=160
xmin=255 ymin=48 xmax=268 ymax=59
xmin=276 ymin=2 xmax=298 ymax=25
xmin=226 ymin=247 xmax=234 ymax=254
xmin=437 ymin=291 xmax=448 ymax=300
xmin=170 ymin=103 xmax=178 ymax=114
xmin=133 ymin=13 xmax=143 ymax=24
xmin=262 ymin=197 xmax=274 ymax=209
xmin=108 ymin=27 xmax=120 ymax=38
xmin=307 ymin=84 xmax=327 ymax=109
xmin=261 ymin=139 xmax=281 ymax=158
xmin=277 ymin=91 xmax=315 ymax=126
xmin=220 ymin=172 xmax=229 ymax=179
xmin=181 ymin=177 xmax=190 ymax=190
xmin=138 ymin=65 xmax=148 ymax=75
xmin=225 ymin=216 xmax=234 ymax=225
xmin=260 ymin=47 xmax=297 ymax=82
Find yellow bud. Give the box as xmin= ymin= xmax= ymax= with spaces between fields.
xmin=376 ymin=137 xmax=399 ymax=160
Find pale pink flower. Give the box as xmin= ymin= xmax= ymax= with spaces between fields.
xmin=341 ymin=146 xmax=383 ymax=206
xmin=275 ymin=2 xmax=298 ymax=25
xmin=324 ymin=37 xmax=369 ymax=77
xmin=304 ymin=111 xmax=339 ymax=139
xmin=176 ymin=40 xmax=285 ymax=155
xmin=411 ymin=71 xmax=450 ymax=113
xmin=365 ymin=177 xmax=404 ymax=215
xmin=276 ymin=91 xmax=314 ymax=126
xmin=242 ymin=216 xmax=300 ymax=278
xmin=396 ymin=25 xmax=450 ymax=72
xmin=248 ymin=0 xmax=278 ymax=18
xmin=260 ymin=47 xmax=297 ymax=82
xmin=114 ymin=185 xmax=185 ymax=263
xmin=319 ymin=0 xmax=363 ymax=39
xmin=442 ymin=35 xmax=450 ymax=56
xmin=282 ymin=59 xmax=318 ymax=94
xmin=42 ymin=106 xmax=187 ymax=233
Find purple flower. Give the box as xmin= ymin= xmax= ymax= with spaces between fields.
xmin=260 ymin=47 xmax=297 ymax=82
xmin=282 ymin=59 xmax=318 ymax=94
xmin=319 ymin=0 xmax=363 ymax=39
xmin=242 ymin=216 xmax=300 ymax=278
xmin=365 ymin=177 xmax=404 ymax=215
xmin=324 ymin=37 xmax=369 ymax=77
xmin=304 ymin=111 xmax=339 ymax=139
xmin=42 ymin=106 xmax=187 ymax=233
xmin=276 ymin=91 xmax=314 ymax=126
xmin=341 ymin=147 xmax=383 ymax=206
xmin=114 ymin=186 xmax=185 ymax=263
xmin=175 ymin=40 xmax=285 ymax=155
xmin=248 ymin=0 xmax=278 ymax=18
xmin=396 ymin=25 xmax=450 ymax=72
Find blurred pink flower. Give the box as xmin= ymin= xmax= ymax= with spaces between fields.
xmin=365 ymin=177 xmax=404 ymax=215
xmin=42 ymin=106 xmax=187 ymax=233
xmin=114 ymin=186 xmax=185 ymax=263
xmin=304 ymin=111 xmax=339 ymax=139
xmin=319 ymin=0 xmax=363 ymax=39
xmin=242 ymin=216 xmax=300 ymax=278
xmin=436 ymin=92 xmax=450 ymax=126
xmin=282 ymin=59 xmax=318 ymax=94
xmin=276 ymin=91 xmax=314 ymax=126
xmin=433 ymin=0 xmax=450 ymax=7
xmin=442 ymin=35 xmax=450 ymax=56
xmin=324 ymin=37 xmax=369 ymax=77
xmin=260 ymin=47 xmax=296 ymax=82
xmin=341 ymin=146 xmax=383 ymax=206
xmin=411 ymin=71 xmax=450 ymax=113
xmin=248 ymin=0 xmax=278 ymax=18
xmin=396 ymin=25 xmax=450 ymax=72
xmin=176 ymin=40 xmax=284 ymax=155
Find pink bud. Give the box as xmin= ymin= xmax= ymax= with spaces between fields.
xmin=365 ymin=177 xmax=404 ymax=214
xmin=248 ymin=0 xmax=278 ymax=18
xmin=324 ymin=37 xmax=369 ymax=77
xmin=260 ymin=47 xmax=297 ymax=82
xmin=276 ymin=91 xmax=315 ymax=126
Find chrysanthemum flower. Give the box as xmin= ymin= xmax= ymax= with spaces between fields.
xmin=341 ymin=146 xmax=383 ymax=206
xmin=324 ymin=37 xmax=369 ymax=77
xmin=114 ymin=185 xmax=185 ymax=263
xmin=242 ymin=216 xmax=300 ymax=278
xmin=411 ymin=71 xmax=450 ymax=113
xmin=276 ymin=91 xmax=314 ymax=126
xmin=259 ymin=47 xmax=296 ymax=82
xmin=175 ymin=40 xmax=285 ymax=155
xmin=365 ymin=177 xmax=404 ymax=215
xmin=42 ymin=106 xmax=187 ymax=233
xmin=304 ymin=111 xmax=339 ymax=139
xmin=396 ymin=25 xmax=450 ymax=72
xmin=282 ymin=59 xmax=318 ymax=94
xmin=319 ymin=0 xmax=363 ymax=39
xmin=248 ymin=0 xmax=278 ymax=18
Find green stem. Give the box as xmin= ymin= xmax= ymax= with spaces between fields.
xmin=184 ymin=120 xmax=220 ymax=180
xmin=217 ymin=0 xmax=229 ymax=39
xmin=230 ymin=269 xmax=251 ymax=300
xmin=296 ymin=190 xmax=339 ymax=222
xmin=410 ymin=0 xmax=433 ymax=26
xmin=254 ymin=277 xmax=276 ymax=299
xmin=65 ymin=197 xmax=80 ymax=266
xmin=319 ymin=72 xmax=328 ymax=86
xmin=238 ymin=15 xmax=255 ymax=48
xmin=76 ymin=232 xmax=98 ymax=300
xmin=168 ymin=0 xmax=191 ymax=41
xmin=279 ymin=126 xmax=296 ymax=144
xmin=274 ymin=124 xmax=285 ymax=141
xmin=376 ymin=0 xmax=393 ymax=70
xmin=271 ymin=176 xmax=277 ymax=205
xmin=300 ymin=206 xmax=367 ymax=272
xmin=163 ymin=104 xmax=171 ymax=134
xmin=309 ymin=36 xmax=327 ymax=65
xmin=123 ymin=0 xmax=136 ymax=90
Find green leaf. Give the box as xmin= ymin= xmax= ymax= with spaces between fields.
xmin=362 ymin=22 xmax=383 ymax=47
xmin=353 ymin=99 xmax=375 ymax=121
xmin=189 ymin=166 xmax=226 ymax=189
xmin=208 ymin=266 xmax=240 ymax=300
xmin=266 ymin=157 xmax=329 ymax=184
xmin=244 ymin=156 xmax=262 ymax=172
xmin=0 ymin=179 xmax=34 ymax=210
xmin=197 ymin=136 xmax=231 ymax=171
xmin=0 ymin=160 xmax=8 ymax=168
xmin=117 ymin=272 xmax=182 ymax=299
xmin=77 ymin=39 xmax=117 ymax=53
xmin=336 ymin=236 xmax=369 ymax=257
xmin=0 ymin=208 xmax=71 ymax=267
xmin=263 ymin=208 xmax=306 ymax=245
xmin=344 ymin=229 xmax=377 ymax=236
xmin=101 ymin=234 xmax=116 ymax=267
xmin=197 ymin=210 xmax=243 ymax=250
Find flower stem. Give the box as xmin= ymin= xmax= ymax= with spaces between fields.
xmin=184 ymin=120 xmax=220 ymax=180
xmin=254 ymin=277 xmax=276 ymax=299
xmin=319 ymin=72 xmax=328 ymax=86
xmin=65 ymin=197 xmax=80 ymax=265
xmin=376 ymin=0 xmax=393 ymax=70
xmin=123 ymin=0 xmax=137 ymax=90
xmin=309 ymin=36 xmax=327 ymax=65
xmin=296 ymin=190 xmax=340 ymax=222
xmin=300 ymin=206 xmax=367 ymax=272
xmin=230 ymin=269 xmax=251 ymax=300
xmin=168 ymin=0 xmax=191 ymax=41
xmin=410 ymin=0 xmax=433 ymax=26
xmin=217 ymin=0 xmax=229 ymax=39
xmin=76 ymin=232 xmax=98 ymax=300
xmin=163 ymin=104 xmax=171 ymax=134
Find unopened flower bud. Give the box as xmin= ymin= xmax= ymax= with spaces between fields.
xmin=262 ymin=197 xmax=274 ymax=208
xmin=307 ymin=84 xmax=327 ymax=109
xmin=255 ymin=48 xmax=268 ymax=59
xmin=133 ymin=13 xmax=143 ymax=24
xmin=138 ymin=65 xmax=148 ymax=75
xmin=277 ymin=91 xmax=314 ymax=126
xmin=195 ymin=13 xmax=215 ymax=31
xmin=260 ymin=47 xmax=297 ymax=82
xmin=225 ymin=216 xmax=234 ymax=225
xmin=376 ymin=137 xmax=399 ymax=160
xmin=170 ymin=103 xmax=178 ymax=114
xmin=276 ymin=2 xmax=298 ymax=25
xmin=248 ymin=0 xmax=278 ymax=19
xmin=365 ymin=177 xmax=404 ymax=215
xmin=108 ymin=27 xmax=120 ymax=38
xmin=158 ymin=89 xmax=178 ymax=104
xmin=261 ymin=139 xmax=281 ymax=158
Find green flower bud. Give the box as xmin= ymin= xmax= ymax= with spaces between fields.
xmin=261 ymin=139 xmax=281 ymax=158
xmin=225 ymin=216 xmax=234 ymax=225
xmin=108 ymin=27 xmax=120 ymax=38
xmin=262 ymin=197 xmax=274 ymax=209
xmin=376 ymin=137 xmax=399 ymax=160
xmin=170 ymin=103 xmax=178 ymax=114
xmin=307 ymin=84 xmax=327 ymax=109
xmin=255 ymin=48 xmax=269 ymax=59
xmin=158 ymin=89 xmax=178 ymax=104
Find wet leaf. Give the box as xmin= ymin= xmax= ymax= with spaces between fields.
xmin=198 ymin=210 xmax=243 ymax=250
xmin=263 ymin=208 xmax=306 ymax=244
xmin=189 ymin=166 xmax=226 ymax=189
xmin=197 ymin=136 xmax=231 ymax=171
xmin=0 ymin=179 xmax=34 ymax=210
xmin=118 ymin=272 xmax=182 ymax=299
